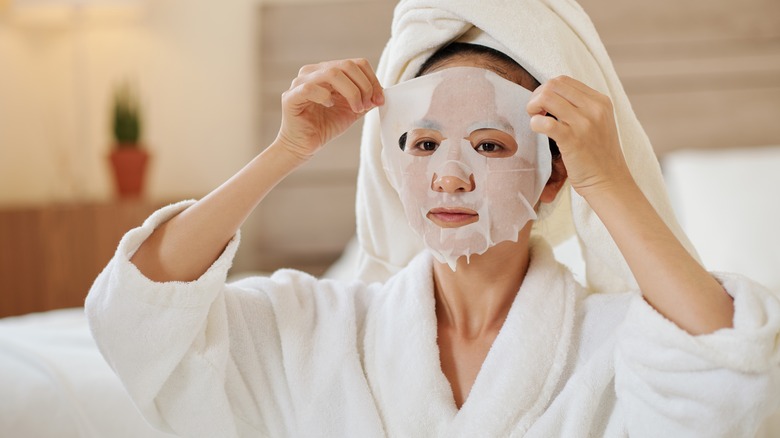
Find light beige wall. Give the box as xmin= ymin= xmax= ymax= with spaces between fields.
xmin=0 ymin=0 xmax=259 ymax=205
xmin=0 ymin=22 xmax=68 ymax=204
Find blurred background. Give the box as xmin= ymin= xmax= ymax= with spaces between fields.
xmin=1 ymin=0 xmax=779 ymax=318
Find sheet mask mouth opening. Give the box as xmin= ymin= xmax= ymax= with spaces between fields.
xmin=426 ymin=208 xmax=479 ymax=228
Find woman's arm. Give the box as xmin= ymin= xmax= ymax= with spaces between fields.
xmin=527 ymin=75 xmax=734 ymax=335
xmin=131 ymin=59 xmax=384 ymax=282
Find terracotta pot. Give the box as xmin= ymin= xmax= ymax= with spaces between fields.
xmin=109 ymin=146 xmax=150 ymax=198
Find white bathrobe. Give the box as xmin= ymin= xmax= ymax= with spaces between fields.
xmin=86 ymin=201 xmax=780 ymax=438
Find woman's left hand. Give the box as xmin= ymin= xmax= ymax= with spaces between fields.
xmin=526 ymin=75 xmax=634 ymax=200
xmin=528 ymin=76 xmax=735 ymax=335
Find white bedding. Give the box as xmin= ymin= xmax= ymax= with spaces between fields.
xmin=664 ymin=145 xmax=780 ymax=294
xmin=0 ymin=308 xmax=173 ymax=438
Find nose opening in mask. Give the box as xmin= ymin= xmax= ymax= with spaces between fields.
xmin=431 ymin=160 xmax=476 ymax=192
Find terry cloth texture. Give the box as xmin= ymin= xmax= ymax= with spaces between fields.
xmin=85 ymin=201 xmax=780 ymax=437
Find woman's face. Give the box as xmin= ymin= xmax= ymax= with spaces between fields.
xmin=379 ymin=56 xmax=551 ymax=270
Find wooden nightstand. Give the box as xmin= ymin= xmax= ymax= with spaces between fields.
xmin=0 ymin=200 xmax=165 ymax=318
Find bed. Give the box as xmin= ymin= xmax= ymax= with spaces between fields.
xmin=0 ymin=308 xmax=174 ymax=437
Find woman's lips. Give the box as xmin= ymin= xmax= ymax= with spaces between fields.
xmin=426 ymin=207 xmax=479 ymax=228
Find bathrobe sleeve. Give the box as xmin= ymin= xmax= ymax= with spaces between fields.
xmin=614 ymin=274 xmax=780 ymax=437
xmin=85 ymin=201 xmax=380 ymax=437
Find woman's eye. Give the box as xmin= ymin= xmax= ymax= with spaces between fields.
xmin=415 ymin=140 xmax=438 ymax=151
xmin=476 ymin=142 xmax=501 ymax=152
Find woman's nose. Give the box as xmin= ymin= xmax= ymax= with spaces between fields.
xmin=431 ymin=161 xmax=475 ymax=193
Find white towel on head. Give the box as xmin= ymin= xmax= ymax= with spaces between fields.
xmin=354 ymin=0 xmax=699 ymax=292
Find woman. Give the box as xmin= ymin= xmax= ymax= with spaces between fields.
xmin=86 ymin=1 xmax=780 ymax=437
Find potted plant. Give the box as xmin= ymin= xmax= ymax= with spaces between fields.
xmin=108 ymin=81 xmax=150 ymax=198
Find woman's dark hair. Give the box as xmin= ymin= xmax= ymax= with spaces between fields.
xmin=415 ymin=42 xmax=560 ymax=160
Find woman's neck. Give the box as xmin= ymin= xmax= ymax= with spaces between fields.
xmin=432 ymin=226 xmax=533 ymax=338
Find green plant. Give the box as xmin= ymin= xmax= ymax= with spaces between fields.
xmin=112 ymin=81 xmax=142 ymax=147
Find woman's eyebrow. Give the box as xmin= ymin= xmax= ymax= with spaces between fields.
xmin=466 ymin=119 xmax=514 ymax=135
xmin=412 ymin=119 xmax=441 ymax=130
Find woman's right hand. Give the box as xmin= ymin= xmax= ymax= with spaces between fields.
xmin=275 ymin=58 xmax=384 ymax=160
xmin=130 ymin=59 xmax=382 ymax=283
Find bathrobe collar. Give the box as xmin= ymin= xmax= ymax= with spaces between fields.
xmin=365 ymin=237 xmax=578 ymax=437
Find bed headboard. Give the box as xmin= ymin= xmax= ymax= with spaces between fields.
xmin=579 ymin=0 xmax=780 ymax=156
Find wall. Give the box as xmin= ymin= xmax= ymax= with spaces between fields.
xmin=579 ymin=0 xmax=780 ymax=156
xmin=0 ymin=0 xmax=258 ymax=205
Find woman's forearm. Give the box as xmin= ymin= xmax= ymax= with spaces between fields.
xmin=130 ymin=142 xmax=308 ymax=282
xmin=129 ymin=58 xmax=382 ymax=283
xmin=585 ymin=180 xmax=735 ymax=335
xmin=526 ymin=76 xmax=734 ymax=335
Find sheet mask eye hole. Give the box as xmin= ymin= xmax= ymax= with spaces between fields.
xmin=467 ymin=129 xmax=518 ymax=158
xmin=398 ymin=132 xmax=407 ymax=151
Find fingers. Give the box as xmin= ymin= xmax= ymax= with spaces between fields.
xmin=549 ymin=75 xmax=601 ymax=99
xmin=324 ymin=67 xmax=366 ymax=113
xmin=526 ymin=78 xmax=582 ymax=143
xmin=526 ymin=85 xmax=580 ymax=123
xmin=338 ymin=59 xmax=385 ymax=109
xmin=527 ymin=75 xmax=613 ymax=142
xmin=530 ymin=113 xmax=568 ymax=144
xmin=289 ymin=58 xmax=383 ymax=113
xmin=527 ymin=76 xmax=583 ymax=115
xmin=352 ymin=58 xmax=385 ymax=106
xmin=283 ymin=82 xmax=334 ymax=114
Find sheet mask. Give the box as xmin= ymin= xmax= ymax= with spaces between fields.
xmin=379 ymin=66 xmax=552 ymax=270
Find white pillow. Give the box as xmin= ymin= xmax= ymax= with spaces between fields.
xmin=663 ymin=146 xmax=780 ymax=293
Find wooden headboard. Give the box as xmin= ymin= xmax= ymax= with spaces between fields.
xmin=580 ymin=0 xmax=780 ymax=156
xmin=242 ymin=0 xmax=780 ymax=275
